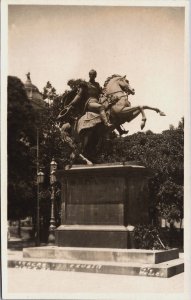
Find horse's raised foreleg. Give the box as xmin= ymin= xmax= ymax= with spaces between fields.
xmin=142 ymin=106 xmax=166 ymax=116
xmin=116 ymin=106 xmax=147 ymax=129
xmin=113 ymin=105 xmax=165 ymax=130
xmin=135 ymin=106 xmax=147 ymax=129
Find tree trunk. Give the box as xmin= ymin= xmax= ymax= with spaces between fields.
xmin=18 ymin=219 xmax=21 ymax=238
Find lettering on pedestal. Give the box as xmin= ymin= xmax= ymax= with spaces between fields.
xmin=13 ymin=261 xmax=103 ymax=271
xmin=69 ymin=263 xmax=102 ymax=270
xmin=139 ymin=267 xmax=163 ymax=277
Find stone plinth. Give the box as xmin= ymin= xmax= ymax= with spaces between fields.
xmin=8 ymin=247 xmax=184 ymax=278
xmin=56 ymin=163 xmax=153 ymax=248
xmin=23 ymin=247 xmax=179 ymax=264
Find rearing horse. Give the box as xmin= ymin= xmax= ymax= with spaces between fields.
xmin=59 ymin=74 xmax=165 ymax=165
xmin=101 ymin=74 xmax=165 ymax=131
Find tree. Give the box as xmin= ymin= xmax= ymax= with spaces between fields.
xmin=8 ymin=76 xmax=38 ymax=220
xmin=178 ymin=117 xmax=184 ymax=129
xmin=42 ymin=81 xmax=57 ymax=106
xmin=157 ymin=180 xmax=183 ymax=222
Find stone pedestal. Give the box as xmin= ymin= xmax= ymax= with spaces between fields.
xmin=55 ymin=163 xmax=153 ymax=248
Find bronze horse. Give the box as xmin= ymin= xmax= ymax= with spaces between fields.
xmin=58 ymin=74 xmax=165 ymax=165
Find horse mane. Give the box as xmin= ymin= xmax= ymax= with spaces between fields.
xmin=67 ymin=78 xmax=88 ymax=90
xmin=103 ymin=74 xmax=121 ymax=89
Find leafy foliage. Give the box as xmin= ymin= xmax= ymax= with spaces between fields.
xmin=133 ymin=224 xmax=169 ymax=250
xmin=7 ymin=77 xmax=65 ymax=227
xmin=8 ymin=76 xmax=38 ymax=219
xmin=157 ymin=180 xmax=183 ymax=222
xmin=42 ymin=81 xmax=57 ymax=102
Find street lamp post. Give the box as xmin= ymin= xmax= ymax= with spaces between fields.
xmin=48 ymin=158 xmax=57 ymax=245
xmin=36 ymin=169 xmax=45 ymax=246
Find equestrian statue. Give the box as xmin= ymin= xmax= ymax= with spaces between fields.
xmin=57 ymin=70 xmax=166 ymax=167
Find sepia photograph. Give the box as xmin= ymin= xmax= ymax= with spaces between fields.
xmin=1 ymin=0 xmax=190 ymax=299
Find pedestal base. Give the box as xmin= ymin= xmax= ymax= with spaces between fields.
xmin=8 ymin=247 xmax=184 ymax=278
xmin=55 ymin=225 xmax=133 ymax=248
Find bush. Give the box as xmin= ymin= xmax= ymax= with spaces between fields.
xmin=133 ymin=224 xmax=169 ymax=250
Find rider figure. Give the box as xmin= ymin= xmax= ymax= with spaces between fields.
xmin=69 ymin=69 xmax=112 ymax=128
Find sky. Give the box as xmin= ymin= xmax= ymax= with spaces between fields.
xmin=8 ymin=4 xmax=185 ymax=134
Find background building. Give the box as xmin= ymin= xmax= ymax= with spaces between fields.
xmin=24 ymin=72 xmax=46 ymax=110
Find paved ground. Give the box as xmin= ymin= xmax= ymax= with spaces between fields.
xmin=7 ymin=267 xmax=184 ymax=294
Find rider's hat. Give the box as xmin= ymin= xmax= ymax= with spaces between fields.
xmin=89 ymin=69 xmax=97 ymax=75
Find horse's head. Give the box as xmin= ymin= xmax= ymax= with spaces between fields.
xmin=118 ymin=76 xmax=135 ymax=95
xmin=103 ymin=75 xmax=135 ymax=96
